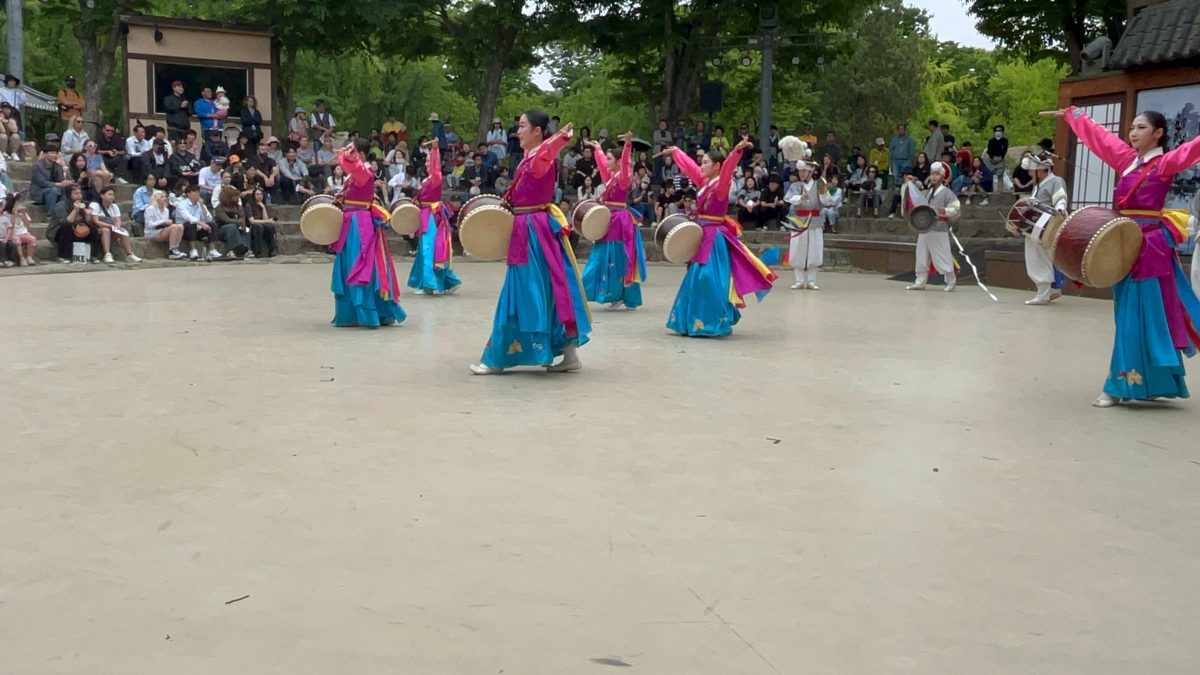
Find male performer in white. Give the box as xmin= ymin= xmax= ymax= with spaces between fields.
xmin=906 ymin=161 xmax=959 ymax=291
xmin=785 ymin=160 xmax=833 ymax=289
xmin=1024 ymin=153 xmax=1069 ymax=305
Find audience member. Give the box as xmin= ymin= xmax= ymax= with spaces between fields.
xmin=923 ymin=120 xmax=943 ymax=164
xmin=200 ymin=127 xmax=229 ymax=164
xmin=0 ymin=74 xmax=26 ymax=139
xmin=888 ymin=124 xmax=915 ymax=189
xmin=174 ymin=185 xmax=221 ymax=261
xmin=143 ymin=189 xmax=188 ymax=259
xmin=131 ymin=172 xmax=155 ymax=231
xmin=1 ymin=193 xmax=37 ymax=266
xmin=961 ymin=156 xmax=993 ymax=205
xmin=279 ymin=147 xmax=313 ymax=204
xmin=163 ymin=80 xmax=190 ymax=141
xmin=326 ymin=163 xmax=346 ymax=194
xmin=238 ymin=95 xmax=263 ymax=146
xmin=48 ymin=185 xmax=102 ymax=263
xmin=0 ymin=103 xmax=20 ymax=160
xmin=735 ymin=176 xmax=762 ymax=228
xmin=214 ymin=186 xmax=250 ymax=259
xmin=859 ymin=166 xmax=883 ymax=218
xmin=577 ymin=175 xmax=602 ymax=201
xmin=144 ymin=139 xmax=170 ymax=189
xmin=56 ymin=75 xmax=85 ymax=127
xmin=309 ymin=99 xmax=335 ymax=144
xmin=169 ymin=138 xmax=202 ymax=185
xmin=821 ymin=175 xmax=843 ymax=233
xmin=198 ymin=156 xmax=224 ymax=203
xmin=245 ymin=186 xmax=278 ymax=258
xmin=194 ymin=86 xmax=220 ymax=134
xmin=61 ymin=115 xmax=89 ymax=157
xmin=31 ymin=145 xmax=73 ymax=213
xmin=89 ymin=186 xmax=141 ymax=263
xmin=986 ymin=124 xmax=1009 ymax=191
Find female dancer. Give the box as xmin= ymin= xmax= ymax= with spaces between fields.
xmin=330 ymin=139 xmax=405 ymax=327
xmin=471 ymin=110 xmax=590 ymax=374
xmin=1053 ymin=107 xmax=1200 ymax=407
xmin=582 ymin=131 xmax=647 ymax=309
xmin=408 ymin=139 xmax=461 ymax=295
xmin=654 ymin=138 xmax=777 ymax=336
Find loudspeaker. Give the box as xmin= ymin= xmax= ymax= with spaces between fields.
xmin=699 ymin=81 xmax=724 ymax=114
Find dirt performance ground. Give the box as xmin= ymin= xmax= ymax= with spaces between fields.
xmin=2 ymin=263 xmax=1196 ymax=673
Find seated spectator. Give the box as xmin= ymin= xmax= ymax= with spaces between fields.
xmin=383 ymin=142 xmax=407 ymax=176
xmin=819 ymin=153 xmax=839 ymax=182
xmin=131 ymin=173 xmax=156 ymax=233
xmin=233 ymin=163 xmax=267 ymax=201
xmin=296 ymin=135 xmax=317 ymax=169
xmin=214 ymin=186 xmax=250 ymax=259
xmin=1011 ymin=153 xmax=1035 ymax=194
xmin=574 ymin=146 xmax=598 ymax=189
xmin=577 ymin=175 xmax=602 ymax=201
xmin=169 ymin=180 xmax=190 ymax=212
xmin=265 ymin=136 xmax=284 ymax=164
xmin=735 ymin=176 xmax=762 ymax=228
xmin=0 ymin=103 xmax=20 ymax=160
xmin=67 ymin=153 xmax=96 ymax=203
xmin=231 ymin=133 xmax=254 ymax=162
xmin=279 ymin=147 xmax=313 ymax=204
xmin=247 ymin=142 xmax=280 ymax=199
xmin=655 ymin=181 xmax=679 ymax=222
xmin=0 ymin=149 xmax=12 ymax=195
xmin=95 ymin=122 xmax=126 ymax=179
xmin=211 ymin=171 xmax=234 ymax=209
xmin=0 ymin=193 xmax=38 ymax=266
xmin=821 ymin=175 xmax=844 ymax=233
xmin=960 ymin=156 xmax=993 ymax=205
xmin=185 ymin=129 xmax=201 ymax=159
xmin=89 ymin=186 xmax=141 ymax=264
xmin=47 ymin=185 xmax=102 ymax=263
xmin=143 ymin=139 xmax=171 ymax=189
xmin=657 ymin=152 xmax=680 ymax=186
xmin=847 ymin=156 xmax=869 ymax=198
xmin=245 ymin=186 xmax=277 ymax=258
xmin=174 ymin=185 xmax=221 ymax=261
xmin=200 ymin=127 xmax=230 ymax=164
xmin=950 ymin=150 xmax=971 ymax=193
xmin=326 ymin=164 xmax=346 ymax=194
xmin=630 ymin=174 xmax=655 ymax=225
xmin=446 ymin=153 xmax=466 ymax=191
xmin=31 ymin=145 xmax=73 ymax=213
xmin=168 ymin=138 xmax=202 ymax=185
xmin=61 ymin=115 xmax=89 ymax=158
xmin=562 ymin=146 xmax=581 ymax=180
xmin=678 ymin=192 xmax=697 ymax=218
xmin=198 ymin=156 xmax=224 ymax=203
xmin=494 ymin=166 xmax=511 ymax=193
xmin=315 ymin=137 xmax=337 ymax=180
xmin=386 ymin=167 xmax=418 ymax=201
xmin=142 ymin=189 xmax=188 ymax=260
xmin=858 ymin=166 xmax=883 ymax=218
xmin=289 ymin=108 xmax=309 ymax=146
xmin=758 ymin=174 xmax=785 ymax=230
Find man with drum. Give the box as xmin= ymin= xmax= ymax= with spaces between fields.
xmin=905 ymin=161 xmax=959 ymax=291
xmin=1023 ymin=153 xmax=1068 ymax=305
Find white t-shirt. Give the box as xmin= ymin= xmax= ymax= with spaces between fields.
xmin=143 ymin=204 xmax=172 ymax=235
xmin=198 ymin=166 xmax=223 ymax=190
xmin=89 ymin=201 xmax=121 ymax=222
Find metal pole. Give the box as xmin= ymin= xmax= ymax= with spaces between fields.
xmin=759 ymin=32 xmax=773 ymax=149
xmin=6 ymin=0 xmax=22 ymax=83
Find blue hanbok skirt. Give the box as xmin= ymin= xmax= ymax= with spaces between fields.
xmin=581 ymin=236 xmax=646 ymax=308
xmin=407 ymin=213 xmax=461 ymax=293
xmin=666 ymin=233 xmax=742 ymax=336
xmin=331 ymin=212 xmax=406 ymax=328
xmin=480 ymin=214 xmax=591 ymax=368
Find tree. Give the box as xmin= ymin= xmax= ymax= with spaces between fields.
xmin=577 ymin=0 xmax=858 ymax=128
xmin=986 ymin=58 xmax=1069 ymax=146
xmin=36 ymin=0 xmax=151 ymax=133
xmin=808 ymin=0 xmax=929 ymax=149
xmin=965 ymin=0 xmax=1125 ymax=74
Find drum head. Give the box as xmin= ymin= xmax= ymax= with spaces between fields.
xmin=662 ymin=221 xmax=703 ymax=264
xmin=300 ymin=204 xmax=343 ymax=245
xmin=1083 ymin=218 xmax=1143 ymax=288
xmin=908 ymin=205 xmax=937 ymax=233
xmin=390 ymin=202 xmax=421 ymax=236
xmin=459 ymin=205 xmax=513 ymax=261
xmin=579 ymin=204 xmax=612 ymax=241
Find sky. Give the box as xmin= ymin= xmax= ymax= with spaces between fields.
xmin=530 ymin=0 xmax=997 ymax=90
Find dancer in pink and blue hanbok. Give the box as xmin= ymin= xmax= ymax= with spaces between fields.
xmin=408 ymin=142 xmax=461 ymax=295
xmin=330 ymin=140 xmax=405 ymax=328
xmin=471 ymin=111 xmax=591 ymax=374
xmin=1060 ymin=106 xmax=1200 ymax=407
xmin=581 ymin=133 xmax=647 ymax=309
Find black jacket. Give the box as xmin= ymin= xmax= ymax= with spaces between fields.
xmin=164 ymin=94 xmax=189 ymax=132
xmin=169 ymin=152 xmax=201 ymax=181
xmin=986 ymin=137 xmax=1009 ymax=161
xmin=201 ymin=140 xmax=230 ymax=164
xmin=240 ymin=108 xmax=263 ymax=141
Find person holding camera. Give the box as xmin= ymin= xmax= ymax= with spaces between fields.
xmin=47 ymin=186 xmax=102 ymax=263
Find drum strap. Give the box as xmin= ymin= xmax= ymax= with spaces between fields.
xmin=1117 ymin=158 xmax=1159 ymax=211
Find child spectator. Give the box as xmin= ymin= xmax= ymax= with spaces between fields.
xmin=0 ymin=193 xmax=37 ymax=266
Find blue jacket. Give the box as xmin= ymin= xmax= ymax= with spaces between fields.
xmin=889 ymin=135 xmax=915 ymax=165
xmin=194 ymin=98 xmax=220 ymax=132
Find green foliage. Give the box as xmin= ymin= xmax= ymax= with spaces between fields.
xmin=809 ymin=0 xmax=928 ymax=149
xmin=985 ymin=58 xmax=1068 ymax=146
xmin=909 ymin=57 xmax=978 ymax=142
xmin=965 ymin=0 xmax=1125 ymax=72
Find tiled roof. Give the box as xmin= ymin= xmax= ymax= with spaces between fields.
xmin=1111 ymin=0 xmax=1200 ymax=69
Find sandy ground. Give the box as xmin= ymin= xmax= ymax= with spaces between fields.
xmin=1 ymin=262 xmax=1197 ymax=674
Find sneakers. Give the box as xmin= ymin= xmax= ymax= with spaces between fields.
xmin=189 ymin=249 xmax=200 ymax=261
xmin=469 ymin=363 xmax=504 ymax=375
xmin=102 ymin=252 xmax=115 ymax=264
xmin=26 ymin=257 xmax=38 ymax=266
xmin=943 ymin=283 xmax=956 ymax=292
xmin=224 ymin=251 xmax=240 ymax=260
xmin=168 ymin=248 xmax=187 ymax=260
xmin=1 ymin=260 xmax=12 ymax=267
xmin=9 ymin=153 xmax=19 ymax=161
xmin=790 ymin=282 xmax=805 ymax=290
xmin=245 ymin=251 xmax=256 ymax=259
xmin=128 ymin=253 xmax=142 ymax=263
xmin=887 ymin=213 xmax=896 ymax=219
xmin=206 ymin=249 xmax=222 ymax=261
xmin=979 ymin=198 xmax=989 ymax=206
xmin=905 ymin=283 xmax=926 ymax=291
xmin=115 ymin=177 xmax=129 ymax=184
xmin=606 ymin=300 xmax=624 ymax=310
xmin=445 ymin=285 xmax=459 ymax=295
xmin=412 ymin=288 xmax=427 ymax=295
xmin=1025 ymin=296 xmax=1049 ymax=305
xmin=546 ymin=355 xmax=583 ymax=373
xmin=58 ymin=258 xmax=71 ymax=264
xmin=1049 ymin=289 xmax=1063 ymax=301
xmin=1092 ymin=392 xmax=1118 ymax=408
xmin=807 ymin=283 xmax=820 ymax=290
